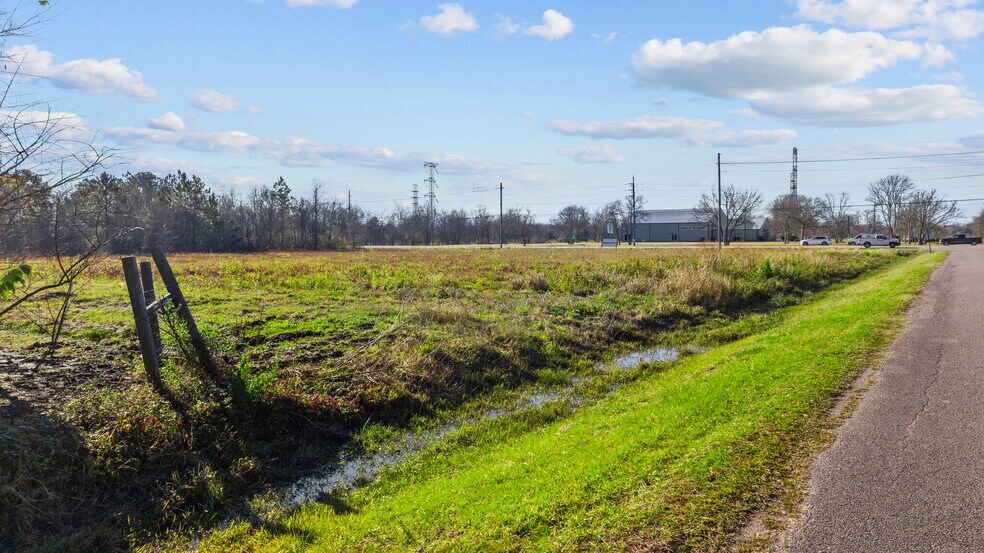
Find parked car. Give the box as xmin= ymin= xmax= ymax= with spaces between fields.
xmin=853 ymin=233 xmax=900 ymax=248
xmin=801 ymin=236 xmax=831 ymax=245
xmin=940 ymin=234 xmax=982 ymax=246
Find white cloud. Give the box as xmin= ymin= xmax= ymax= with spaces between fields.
xmin=630 ymin=25 xmax=978 ymax=126
xmin=958 ymin=131 xmax=984 ymax=148
xmin=121 ymin=155 xmax=211 ymax=176
xmin=687 ymin=129 xmax=797 ymax=147
xmin=632 ymin=26 xmax=934 ymax=97
xmin=524 ymin=9 xmax=574 ymax=40
xmin=0 ymin=110 xmax=93 ymax=142
xmin=746 ymin=84 xmax=984 ymax=126
xmin=5 ymin=44 xmax=158 ymax=101
xmin=104 ymin=124 xmax=554 ymax=184
xmin=547 ymin=113 xmax=799 ymax=148
xmin=591 ymin=31 xmax=618 ymax=44
xmin=795 ymin=0 xmax=984 ymax=40
xmin=922 ymin=42 xmax=955 ymax=66
xmin=494 ymin=15 xmax=520 ymax=35
xmin=547 ymin=115 xmax=723 ymax=139
xmin=147 ymin=111 xmax=186 ymax=132
xmin=415 ymin=3 xmax=479 ymax=35
xmin=557 ymin=145 xmax=626 ymax=164
xmin=284 ymin=0 xmax=358 ymax=7
xmin=191 ymin=89 xmax=261 ymax=113
xmin=106 ymin=127 xmax=263 ymax=152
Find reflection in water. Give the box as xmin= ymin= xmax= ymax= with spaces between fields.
xmin=278 ymin=344 xmax=698 ymax=509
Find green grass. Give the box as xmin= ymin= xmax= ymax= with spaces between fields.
xmin=0 ymin=248 xmax=917 ymax=550
xmin=197 ymin=251 xmax=944 ymax=552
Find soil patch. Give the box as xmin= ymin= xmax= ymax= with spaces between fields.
xmin=0 ymin=350 xmax=133 ymax=417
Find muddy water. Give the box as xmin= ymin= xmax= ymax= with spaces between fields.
xmin=276 ymin=344 xmax=696 ymax=510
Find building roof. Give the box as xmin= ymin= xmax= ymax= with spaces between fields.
xmin=637 ymin=209 xmax=766 ymax=230
xmin=637 ymin=209 xmax=703 ymax=224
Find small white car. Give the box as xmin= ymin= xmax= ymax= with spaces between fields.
xmin=801 ymin=236 xmax=831 ymax=246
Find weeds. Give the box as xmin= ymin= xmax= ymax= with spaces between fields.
xmin=0 ymin=248 xmax=902 ymax=550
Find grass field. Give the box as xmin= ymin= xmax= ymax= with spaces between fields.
xmin=194 ymin=250 xmax=944 ymax=552
xmin=0 ymin=247 xmax=926 ymax=550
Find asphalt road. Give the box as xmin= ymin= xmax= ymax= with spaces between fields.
xmin=788 ymin=247 xmax=984 ymax=552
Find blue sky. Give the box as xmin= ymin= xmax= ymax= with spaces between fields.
xmin=12 ymin=0 xmax=984 ymax=219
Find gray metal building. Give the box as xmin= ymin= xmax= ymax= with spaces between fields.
xmin=634 ymin=209 xmax=768 ymax=242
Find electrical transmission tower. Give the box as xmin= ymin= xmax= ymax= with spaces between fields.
xmin=411 ymin=183 xmax=419 ymax=212
xmin=789 ymin=147 xmax=798 ymax=197
xmin=423 ymin=162 xmax=438 ymax=243
xmin=424 ymin=162 xmax=438 ymax=215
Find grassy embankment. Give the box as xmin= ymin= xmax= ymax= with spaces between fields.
xmin=197 ymin=251 xmax=944 ymax=552
xmin=0 ymin=248 xmax=911 ymax=550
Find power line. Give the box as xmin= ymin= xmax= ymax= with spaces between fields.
xmin=722 ymin=149 xmax=984 ymax=166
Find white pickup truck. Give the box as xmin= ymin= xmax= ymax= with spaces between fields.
xmin=850 ymin=233 xmax=900 ymax=248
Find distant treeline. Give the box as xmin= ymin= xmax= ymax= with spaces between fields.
xmin=2 ymin=171 xmax=635 ymax=254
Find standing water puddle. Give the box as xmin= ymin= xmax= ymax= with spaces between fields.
xmin=276 ymin=343 xmax=697 ymax=510
xmin=610 ymin=346 xmax=682 ymax=369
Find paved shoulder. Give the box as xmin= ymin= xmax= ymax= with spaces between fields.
xmin=789 ymin=249 xmax=984 ymax=552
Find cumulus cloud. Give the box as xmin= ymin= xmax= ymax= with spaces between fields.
xmin=524 ymin=9 xmax=574 ymax=40
xmin=547 ymin=115 xmax=723 ymax=139
xmin=0 ymin=110 xmax=93 ymax=142
xmin=746 ymin=84 xmax=984 ymax=126
xmin=191 ymin=89 xmax=261 ymax=113
xmin=630 ymin=25 xmax=978 ymax=126
xmin=412 ymin=3 xmax=478 ymax=35
xmin=4 ymin=44 xmax=158 ymax=101
xmin=107 ymin=127 xmax=264 ymax=152
xmin=284 ymin=0 xmax=358 ymax=7
xmin=795 ymin=0 xmax=984 ymax=40
xmin=148 ymin=111 xmax=186 ymax=132
xmin=632 ymin=26 xmax=936 ymax=96
xmin=557 ymin=144 xmax=626 ymax=164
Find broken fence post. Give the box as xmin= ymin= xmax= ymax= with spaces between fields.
xmin=150 ymin=246 xmax=217 ymax=378
xmin=122 ymin=256 xmax=163 ymax=390
xmin=140 ymin=261 xmax=164 ymax=360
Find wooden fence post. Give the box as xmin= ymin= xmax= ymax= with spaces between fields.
xmin=140 ymin=261 xmax=164 ymax=359
xmin=122 ymin=256 xmax=163 ymax=390
xmin=150 ymin=246 xmax=217 ymax=378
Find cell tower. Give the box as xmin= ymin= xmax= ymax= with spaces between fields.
xmin=423 ymin=162 xmax=439 ymax=218
xmin=790 ymin=147 xmax=798 ymax=197
xmin=411 ymin=183 xmax=419 ymax=212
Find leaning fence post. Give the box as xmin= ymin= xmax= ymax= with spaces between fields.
xmin=140 ymin=261 xmax=164 ymax=359
xmin=122 ymin=256 xmax=163 ymax=390
xmin=150 ymin=246 xmax=217 ymax=378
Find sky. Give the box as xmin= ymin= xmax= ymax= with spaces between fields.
xmin=9 ymin=0 xmax=984 ymax=220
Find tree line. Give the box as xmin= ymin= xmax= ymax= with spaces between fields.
xmin=2 ymin=170 xmax=653 ymax=254
xmin=764 ymin=174 xmax=961 ymax=243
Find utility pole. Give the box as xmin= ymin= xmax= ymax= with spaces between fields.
xmin=498 ymin=182 xmax=504 ymax=249
xmin=347 ymin=190 xmax=352 ymax=213
xmin=717 ymin=153 xmax=723 ymax=249
xmin=630 ymin=176 xmax=636 ymax=245
xmin=790 ymin=147 xmax=798 ymax=197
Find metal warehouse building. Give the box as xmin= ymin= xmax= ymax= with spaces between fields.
xmin=634 ymin=209 xmax=769 ymax=242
